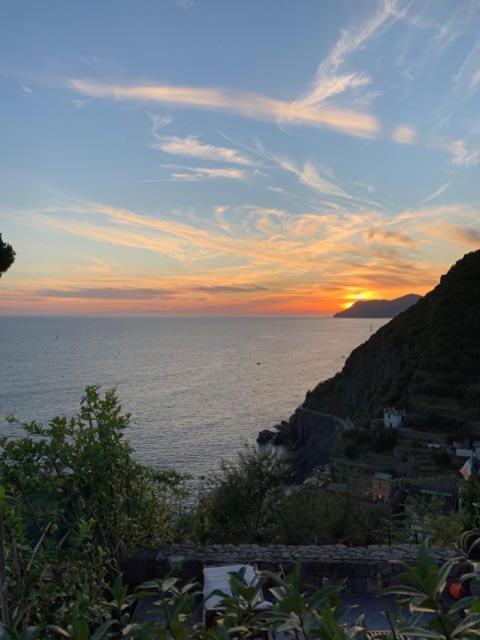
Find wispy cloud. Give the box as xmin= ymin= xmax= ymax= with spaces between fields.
xmin=396 ymin=1 xmax=477 ymax=82
xmin=166 ymin=166 xmax=246 ymax=181
xmin=453 ymin=36 xmax=480 ymax=99
xmin=449 ymin=225 xmax=480 ymax=246
xmin=154 ymin=135 xmax=254 ymax=166
xmin=449 ymin=139 xmax=480 ymax=167
xmin=15 ymin=197 xmax=479 ymax=315
xmin=149 ymin=113 xmax=174 ymax=139
xmin=294 ymin=0 xmax=401 ymax=109
xmin=366 ymin=228 xmax=416 ymax=248
xmin=68 ymin=79 xmax=380 ymax=139
xmin=37 ymin=283 xmax=266 ymax=300
xmin=392 ymin=125 xmax=416 ymax=144
xmin=422 ymin=181 xmax=450 ymax=204
xmin=175 ymin=0 xmax=194 ymax=9
xmin=274 ymin=156 xmax=351 ymax=200
xmin=39 ymin=287 xmax=175 ymax=299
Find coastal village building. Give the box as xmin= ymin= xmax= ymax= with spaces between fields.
xmin=383 ymin=408 xmax=405 ymax=428
xmin=372 ymin=472 xmax=392 ymax=502
xmin=456 ymin=448 xmax=475 ymax=458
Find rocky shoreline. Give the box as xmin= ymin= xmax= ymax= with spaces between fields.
xmin=258 ymin=407 xmax=346 ymax=477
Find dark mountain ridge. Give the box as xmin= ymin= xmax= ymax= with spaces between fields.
xmin=334 ymin=294 xmax=421 ymax=318
xmin=300 ymin=251 xmax=480 ymax=433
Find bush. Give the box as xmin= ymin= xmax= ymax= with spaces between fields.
xmin=270 ymin=485 xmax=383 ymax=545
xmin=194 ymin=445 xmax=290 ymax=544
xmin=431 ymin=450 xmax=452 ymax=469
xmin=0 ymin=387 xmax=188 ymax=628
xmin=371 ymin=427 xmax=398 ymax=452
xmin=343 ymin=443 xmax=358 ymax=459
xmin=2 ymin=547 xmax=478 ymax=640
xmin=343 ymin=428 xmax=371 ymax=446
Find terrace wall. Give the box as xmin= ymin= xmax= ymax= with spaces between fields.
xmin=121 ymin=544 xmax=467 ymax=593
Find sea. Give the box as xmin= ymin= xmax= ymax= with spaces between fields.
xmin=0 ymin=316 xmax=387 ymax=476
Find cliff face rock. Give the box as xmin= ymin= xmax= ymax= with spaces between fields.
xmin=291 ymin=408 xmax=345 ymax=475
xmin=334 ymin=294 xmax=421 ymax=318
xmin=300 ymin=251 xmax=480 ymax=432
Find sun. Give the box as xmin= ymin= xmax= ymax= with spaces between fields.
xmin=341 ymin=290 xmax=377 ymax=310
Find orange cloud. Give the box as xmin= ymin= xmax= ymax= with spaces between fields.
xmin=69 ymin=79 xmax=380 ymax=139
xmin=4 ymin=198 xmax=478 ymax=316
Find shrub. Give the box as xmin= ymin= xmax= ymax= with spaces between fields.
xmin=343 ymin=443 xmax=358 ymax=459
xmin=270 ymin=485 xmax=382 ymax=545
xmin=431 ymin=450 xmax=452 ymax=468
xmin=0 ymin=387 xmax=187 ymax=628
xmin=371 ymin=427 xmax=398 ymax=452
xmin=2 ymin=547 xmax=478 ymax=640
xmin=194 ymin=445 xmax=290 ymax=544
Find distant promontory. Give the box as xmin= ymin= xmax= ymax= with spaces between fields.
xmin=334 ymin=293 xmax=421 ymax=318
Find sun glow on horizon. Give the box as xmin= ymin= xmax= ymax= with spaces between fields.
xmin=341 ymin=290 xmax=378 ymax=310
xmin=1 ymin=1 xmax=479 ymax=316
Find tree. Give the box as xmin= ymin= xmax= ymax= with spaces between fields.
xmin=0 ymin=235 xmax=15 ymax=277
xmin=0 ymin=386 xmax=188 ymax=628
xmin=195 ymin=445 xmax=290 ymax=543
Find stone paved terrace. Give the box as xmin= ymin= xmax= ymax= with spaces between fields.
xmin=121 ymin=544 xmax=467 ymax=593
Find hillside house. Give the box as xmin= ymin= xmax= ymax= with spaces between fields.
xmin=384 ymin=408 xmax=405 ymax=428
xmin=372 ymin=472 xmax=392 ymax=502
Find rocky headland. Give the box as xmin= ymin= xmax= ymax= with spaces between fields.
xmin=260 ymin=250 xmax=480 ymax=471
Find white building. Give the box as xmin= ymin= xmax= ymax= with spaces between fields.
xmin=456 ymin=448 xmax=475 ymax=458
xmin=384 ymin=407 xmax=404 ymax=428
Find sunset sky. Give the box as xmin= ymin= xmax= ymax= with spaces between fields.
xmin=1 ymin=0 xmax=480 ymax=315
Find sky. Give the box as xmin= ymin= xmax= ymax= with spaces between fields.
xmin=1 ymin=0 xmax=480 ymax=316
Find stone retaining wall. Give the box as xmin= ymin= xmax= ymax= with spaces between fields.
xmin=121 ymin=544 xmax=467 ymax=593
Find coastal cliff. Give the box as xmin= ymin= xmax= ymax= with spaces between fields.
xmin=293 ymin=250 xmax=480 ymax=436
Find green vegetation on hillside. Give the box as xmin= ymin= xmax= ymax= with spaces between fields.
xmin=303 ymin=250 xmax=480 ymax=432
xmin=195 ymin=446 xmax=382 ymax=545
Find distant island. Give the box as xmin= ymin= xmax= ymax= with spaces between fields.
xmin=334 ymin=293 xmax=421 ymax=318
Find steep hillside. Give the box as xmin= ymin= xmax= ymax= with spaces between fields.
xmin=334 ymin=294 xmax=421 ymax=318
xmin=301 ymin=251 xmax=480 ymax=433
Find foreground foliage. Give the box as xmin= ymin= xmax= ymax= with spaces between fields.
xmin=1 ymin=547 xmax=479 ymax=639
xmin=0 ymin=387 xmax=187 ymax=628
xmin=1 ymin=387 xmax=478 ymax=633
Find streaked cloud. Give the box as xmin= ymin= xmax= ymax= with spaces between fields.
xmin=39 ymin=287 xmax=174 ymax=299
xmin=366 ymin=228 xmax=416 ymax=247
xmin=69 ymin=79 xmax=380 ymax=139
xmin=37 ymin=283 xmax=266 ymax=300
xmin=296 ymin=0 xmax=401 ymax=109
xmin=273 ymin=156 xmax=351 ymax=200
xmin=9 ymin=195 xmax=478 ymax=315
xmin=165 ymin=166 xmax=246 ymax=181
xmin=422 ymin=182 xmax=450 ymax=204
xmin=154 ymin=135 xmax=254 ymax=165
xmin=449 ymin=225 xmax=480 ymax=246
xmin=449 ymin=139 xmax=480 ymax=167
xmin=453 ymin=40 xmax=480 ymax=99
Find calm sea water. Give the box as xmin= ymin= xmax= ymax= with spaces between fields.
xmin=0 ymin=317 xmax=387 ymax=475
